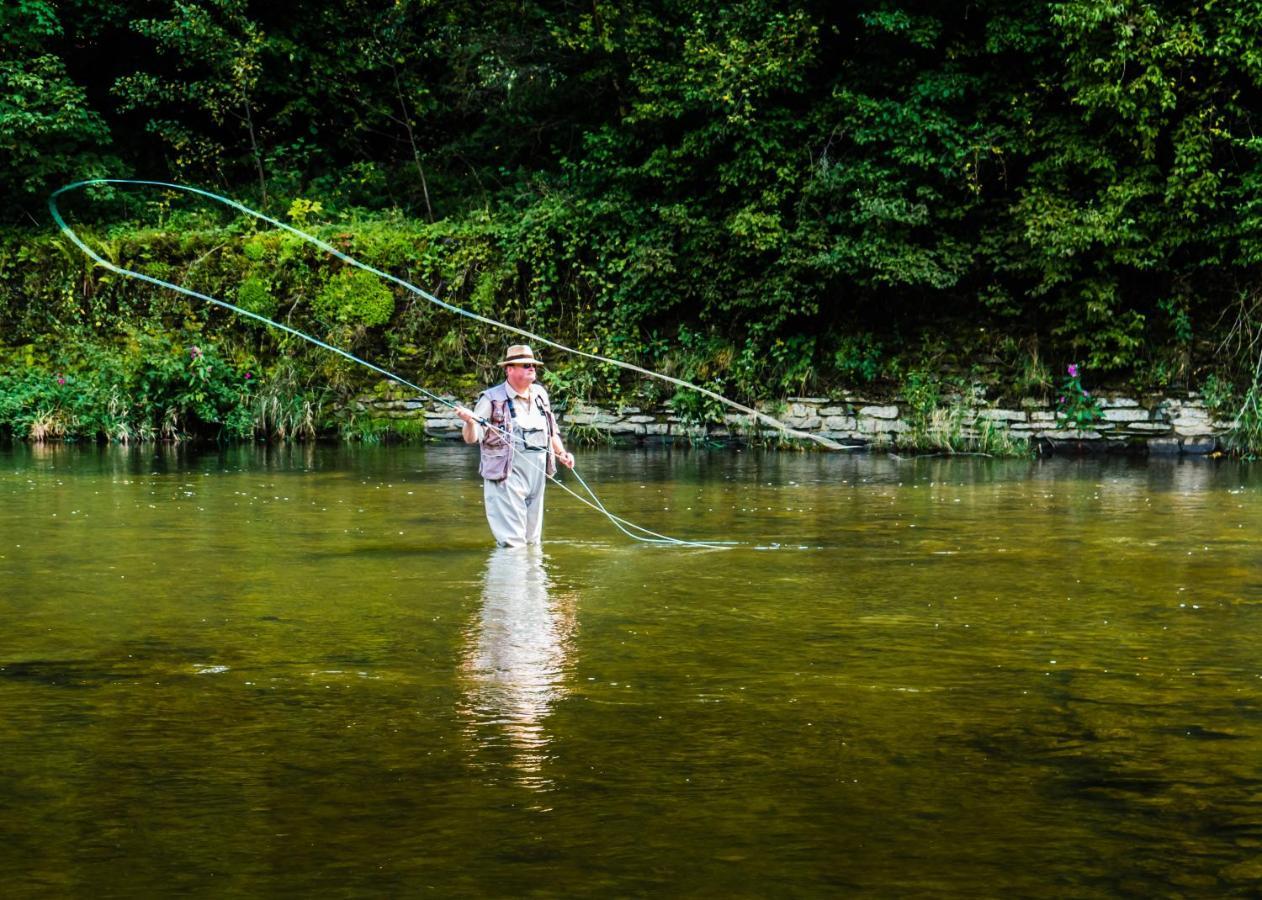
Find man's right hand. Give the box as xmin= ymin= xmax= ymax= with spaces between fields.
xmin=455 ymin=406 xmax=476 ymax=425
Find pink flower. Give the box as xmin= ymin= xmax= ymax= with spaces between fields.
xmin=1067 ymin=364 xmax=1079 ymax=377
xmin=56 ymin=374 xmax=66 ymax=385
xmin=1082 ymin=390 xmax=1091 ymax=398
xmin=189 ymin=346 xmax=202 ymax=359
xmin=1058 ymin=395 xmax=1066 ymax=404
xmin=245 ymin=372 xmax=253 ymax=380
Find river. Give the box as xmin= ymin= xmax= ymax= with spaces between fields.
xmin=2 ymin=443 xmax=1260 ymax=896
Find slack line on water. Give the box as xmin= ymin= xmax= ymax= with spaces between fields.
xmin=48 ymin=179 xmax=825 ymax=546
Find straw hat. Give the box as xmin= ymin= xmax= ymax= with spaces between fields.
xmin=498 ymin=344 xmax=545 ymax=367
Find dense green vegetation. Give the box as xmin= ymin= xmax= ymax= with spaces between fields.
xmin=3 ymin=0 xmax=1262 ymax=448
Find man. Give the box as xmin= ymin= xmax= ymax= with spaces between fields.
xmin=455 ymin=345 xmax=575 ymax=546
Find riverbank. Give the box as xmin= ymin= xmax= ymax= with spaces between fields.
xmin=352 ymin=383 xmax=1229 ymax=456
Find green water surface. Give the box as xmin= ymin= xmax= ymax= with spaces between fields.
xmin=2 ymin=443 xmax=1261 ymax=897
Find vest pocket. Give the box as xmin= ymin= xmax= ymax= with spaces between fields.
xmin=479 ymin=443 xmax=512 ymax=480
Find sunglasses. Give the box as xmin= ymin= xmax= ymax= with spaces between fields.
xmin=512 ymin=363 xmax=536 ymax=369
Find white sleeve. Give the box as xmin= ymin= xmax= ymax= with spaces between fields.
xmin=469 ymin=393 xmax=494 ymax=442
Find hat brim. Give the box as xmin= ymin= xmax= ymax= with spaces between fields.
xmin=499 ymin=358 xmax=545 ymax=367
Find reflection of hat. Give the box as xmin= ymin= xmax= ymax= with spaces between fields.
xmin=498 ymin=344 xmax=545 ymax=367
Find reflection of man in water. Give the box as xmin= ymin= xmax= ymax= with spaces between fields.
xmin=460 ymin=547 xmax=575 ymax=781
xmin=455 ymin=345 xmax=575 ymax=547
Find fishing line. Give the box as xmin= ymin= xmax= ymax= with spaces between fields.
xmin=51 ymin=179 xmax=845 ymax=450
xmin=48 ymin=179 xmax=736 ymax=548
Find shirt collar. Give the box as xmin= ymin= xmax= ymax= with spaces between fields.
xmin=505 ymin=381 xmax=533 ymax=402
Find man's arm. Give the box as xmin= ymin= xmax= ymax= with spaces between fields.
xmin=551 ymin=430 xmax=574 ymax=468
xmin=455 ymin=394 xmax=491 ymax=443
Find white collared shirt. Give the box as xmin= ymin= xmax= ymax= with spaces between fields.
xmin=469 ymin=382 xmax=546 ymax=441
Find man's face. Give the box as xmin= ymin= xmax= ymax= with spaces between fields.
xmin=505 ymin=363 xmax=536 ymax=393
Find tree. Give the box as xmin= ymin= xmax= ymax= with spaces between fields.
xmin=0 ymin=0 xmax=119 ymax=221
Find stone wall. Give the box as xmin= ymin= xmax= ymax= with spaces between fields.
xmin=350 ymin=385 xmax=1228 ymax=455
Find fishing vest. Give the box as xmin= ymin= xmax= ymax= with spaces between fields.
xmin=477 ymin=382 xmax=558 ymax=482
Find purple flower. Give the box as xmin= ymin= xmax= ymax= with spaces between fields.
xmin=1082 ymin=390 xmax=1090 ymax=398
xmin=189 ymin=346 xmax=202 ymax=359
xmin=245 ymin=372 xmax=253 ymax=380
xmin=1067 ymin=364 xmax=1079 ymax=377
xmin=1058 ymin=395 xmax=1066 ymax=404
xmin=56 ymin=374 xmax=66 ymax=385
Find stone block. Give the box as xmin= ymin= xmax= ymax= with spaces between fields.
xmin=859 ymin=417 xmax=908 ymax=434
xmin=1125 ymin=422 xmax=1171 ymax=433
xmin=643 ymin=423 xmax=670 ymax=435
xmin=784 ymin=416 xmax=822 ymax=430
xmin=1174 ymin=422 xmax=1214 ymax=437
xmin=858 ymin=405 xmax=899 ymax=419
xmin=374 ymin=399 xmax=419 ymax=411
xmin=1039 ymin=429 xmax=1103 ymax=440
xmin=1148 ymin=437 xmax=1181 ymax=455
xmin=1102 ymin=408 xmax=1149 ymax=422
xmin=977 ymin=409 xmax=1027 ymax=422
xmin=1182 ymin=436 xmax=1217 ymax=454
xmin=1173 ymin=408 xmax=1210 ymax=421
xmin=608 ymin=422 xmax=645 ymax=435
xmin=824 ymin=415 xmax=857 ymax=431
xmin=627 ymin=415 xmax=657 ymax=424
xmin=1099 ymin=397 xmax=1140 ymax=408
xmin=1030 ymin=411 xmax=1057 ymax=422
xmin=564 ymin=412 xmax=594 ymax=425
xmin=819 ymin=406 xmax=850 ymax=416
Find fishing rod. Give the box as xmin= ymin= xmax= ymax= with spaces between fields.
xmin=48 ymin=179 xmax=740 ymax=547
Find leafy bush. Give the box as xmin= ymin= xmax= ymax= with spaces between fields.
xmin=235 ymin=276 xmax=278 ymax=318
xmin=312 ymin=268 xmax=395 ymax=327
xmin=1055 ymin=363 xmax=1104 ymax=430
xmin=0 ymin=333 xmax=257 ymax=442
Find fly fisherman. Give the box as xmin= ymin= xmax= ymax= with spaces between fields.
xmin=455 ymin=345 xmax=575 ymax=546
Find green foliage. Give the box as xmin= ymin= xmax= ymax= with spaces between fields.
xmin=1055 ymin=363 xmax=1105 ymax=430
xmin=1222 ymin=384 xmax=1262 ymax=459
xmin=833 ymin=335 xmax=884 ymax=384
xmin=0 ymin=2 xmax=120 ymax=217
xmin=7 ymin=0 xmax=1262 ymax=450
xmin=113 ymin=0 xmax=271 ymax=198
xmin=1199 ymin=372 xmax=1234 ymax=421
xmin=312 ymin=269 xmax=394 ymax=327
xmin=234 ymin=276 xmax=277 ymax=318
xmin=901 ymin=369 xmax=943 ymax=432
xmin=0 ymin=332 xmax=256 ymax=441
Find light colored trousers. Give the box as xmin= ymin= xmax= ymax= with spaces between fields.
xmin=483 ymin=447 xmax=549 ymax=546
